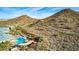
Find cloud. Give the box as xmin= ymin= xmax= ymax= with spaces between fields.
xmin=0 ymin=7 xmax=79 ymax=19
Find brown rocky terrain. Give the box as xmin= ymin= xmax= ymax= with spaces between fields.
xmin=0 ymin=15 xmax=38 ymax=26
xmin=24 ymin=9 xmax=79 ymax=51
xmin=1 ymin=9 xmax=79 ymax=51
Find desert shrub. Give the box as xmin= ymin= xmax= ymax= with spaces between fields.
xmin=49 ymin=33 xmax=79 ymax=51
xmin=37 ymin=42 xmax=46 ymax=50
xmin=27 ymin=23 xmax=34 ymax=27
xmin=10 ymin=25 xmax=26 ymax=35
xmin=0 ymin=41 xmax=12 ymax=51
xmin=63 ymin=26 xmax=72 ymax=29
xmin=34 ymin=36 xmax=43 ymax=42
xmin=15 ymin=25 xmax=22 ymax=30
xmin=36 ymin=41 xmax=49 ymax=50
xmin=35 ymin=36 xmax=50 ymax=50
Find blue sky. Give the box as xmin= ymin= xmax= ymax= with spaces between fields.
xmin=0 ymin=7 xmax=79 ymax=20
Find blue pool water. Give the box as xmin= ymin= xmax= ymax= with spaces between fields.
xmin=16 ymin=36 xmax=25 ymax=44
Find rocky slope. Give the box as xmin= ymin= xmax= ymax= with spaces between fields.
xmin=0 ymin=15 xmax=38 ymax=26
xmin=25 ymin=9 xmax=79 ymax=51
xmin=1 ymin=9 xmax=79 ymax=51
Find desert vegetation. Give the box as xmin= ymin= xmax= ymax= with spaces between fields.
xmin=0 ymin=41 xmax=12 ymax=51
xmin=0 ymin=9 xmax=79 ymax=51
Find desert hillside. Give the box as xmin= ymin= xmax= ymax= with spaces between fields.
xmin=0 ymin=15 xmax=38 ymax=26
xmin=0 ymin=9 xmax=79 ymax=51
xmin=23 ymin=9 xmax=79 ymax=51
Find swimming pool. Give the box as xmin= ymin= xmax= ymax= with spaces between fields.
xmin=16 ymin=36 xmax=26 ymax=44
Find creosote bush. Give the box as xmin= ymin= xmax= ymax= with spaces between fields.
xmin=0 ymin=41 xmax=12 ymax=51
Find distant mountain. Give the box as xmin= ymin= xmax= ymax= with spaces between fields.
xmin=0 ymin=20 xmax=7 ymax=26
xmin=31 ymin=9 xmax=79 ymax=28
xmin=0 ymin=15 xmax=38 ymax=26
xmin=7 ymin=15 xmax=38 ymax=25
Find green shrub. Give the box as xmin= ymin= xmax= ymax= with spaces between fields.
xmin=27 ymin=23 xmax=34 ymax=27
xmin=0 ymin=41 xmax=12 ymax=51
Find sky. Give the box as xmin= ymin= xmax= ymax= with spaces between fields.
xmin=0 ymin=7 xmax=79 ymax=20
